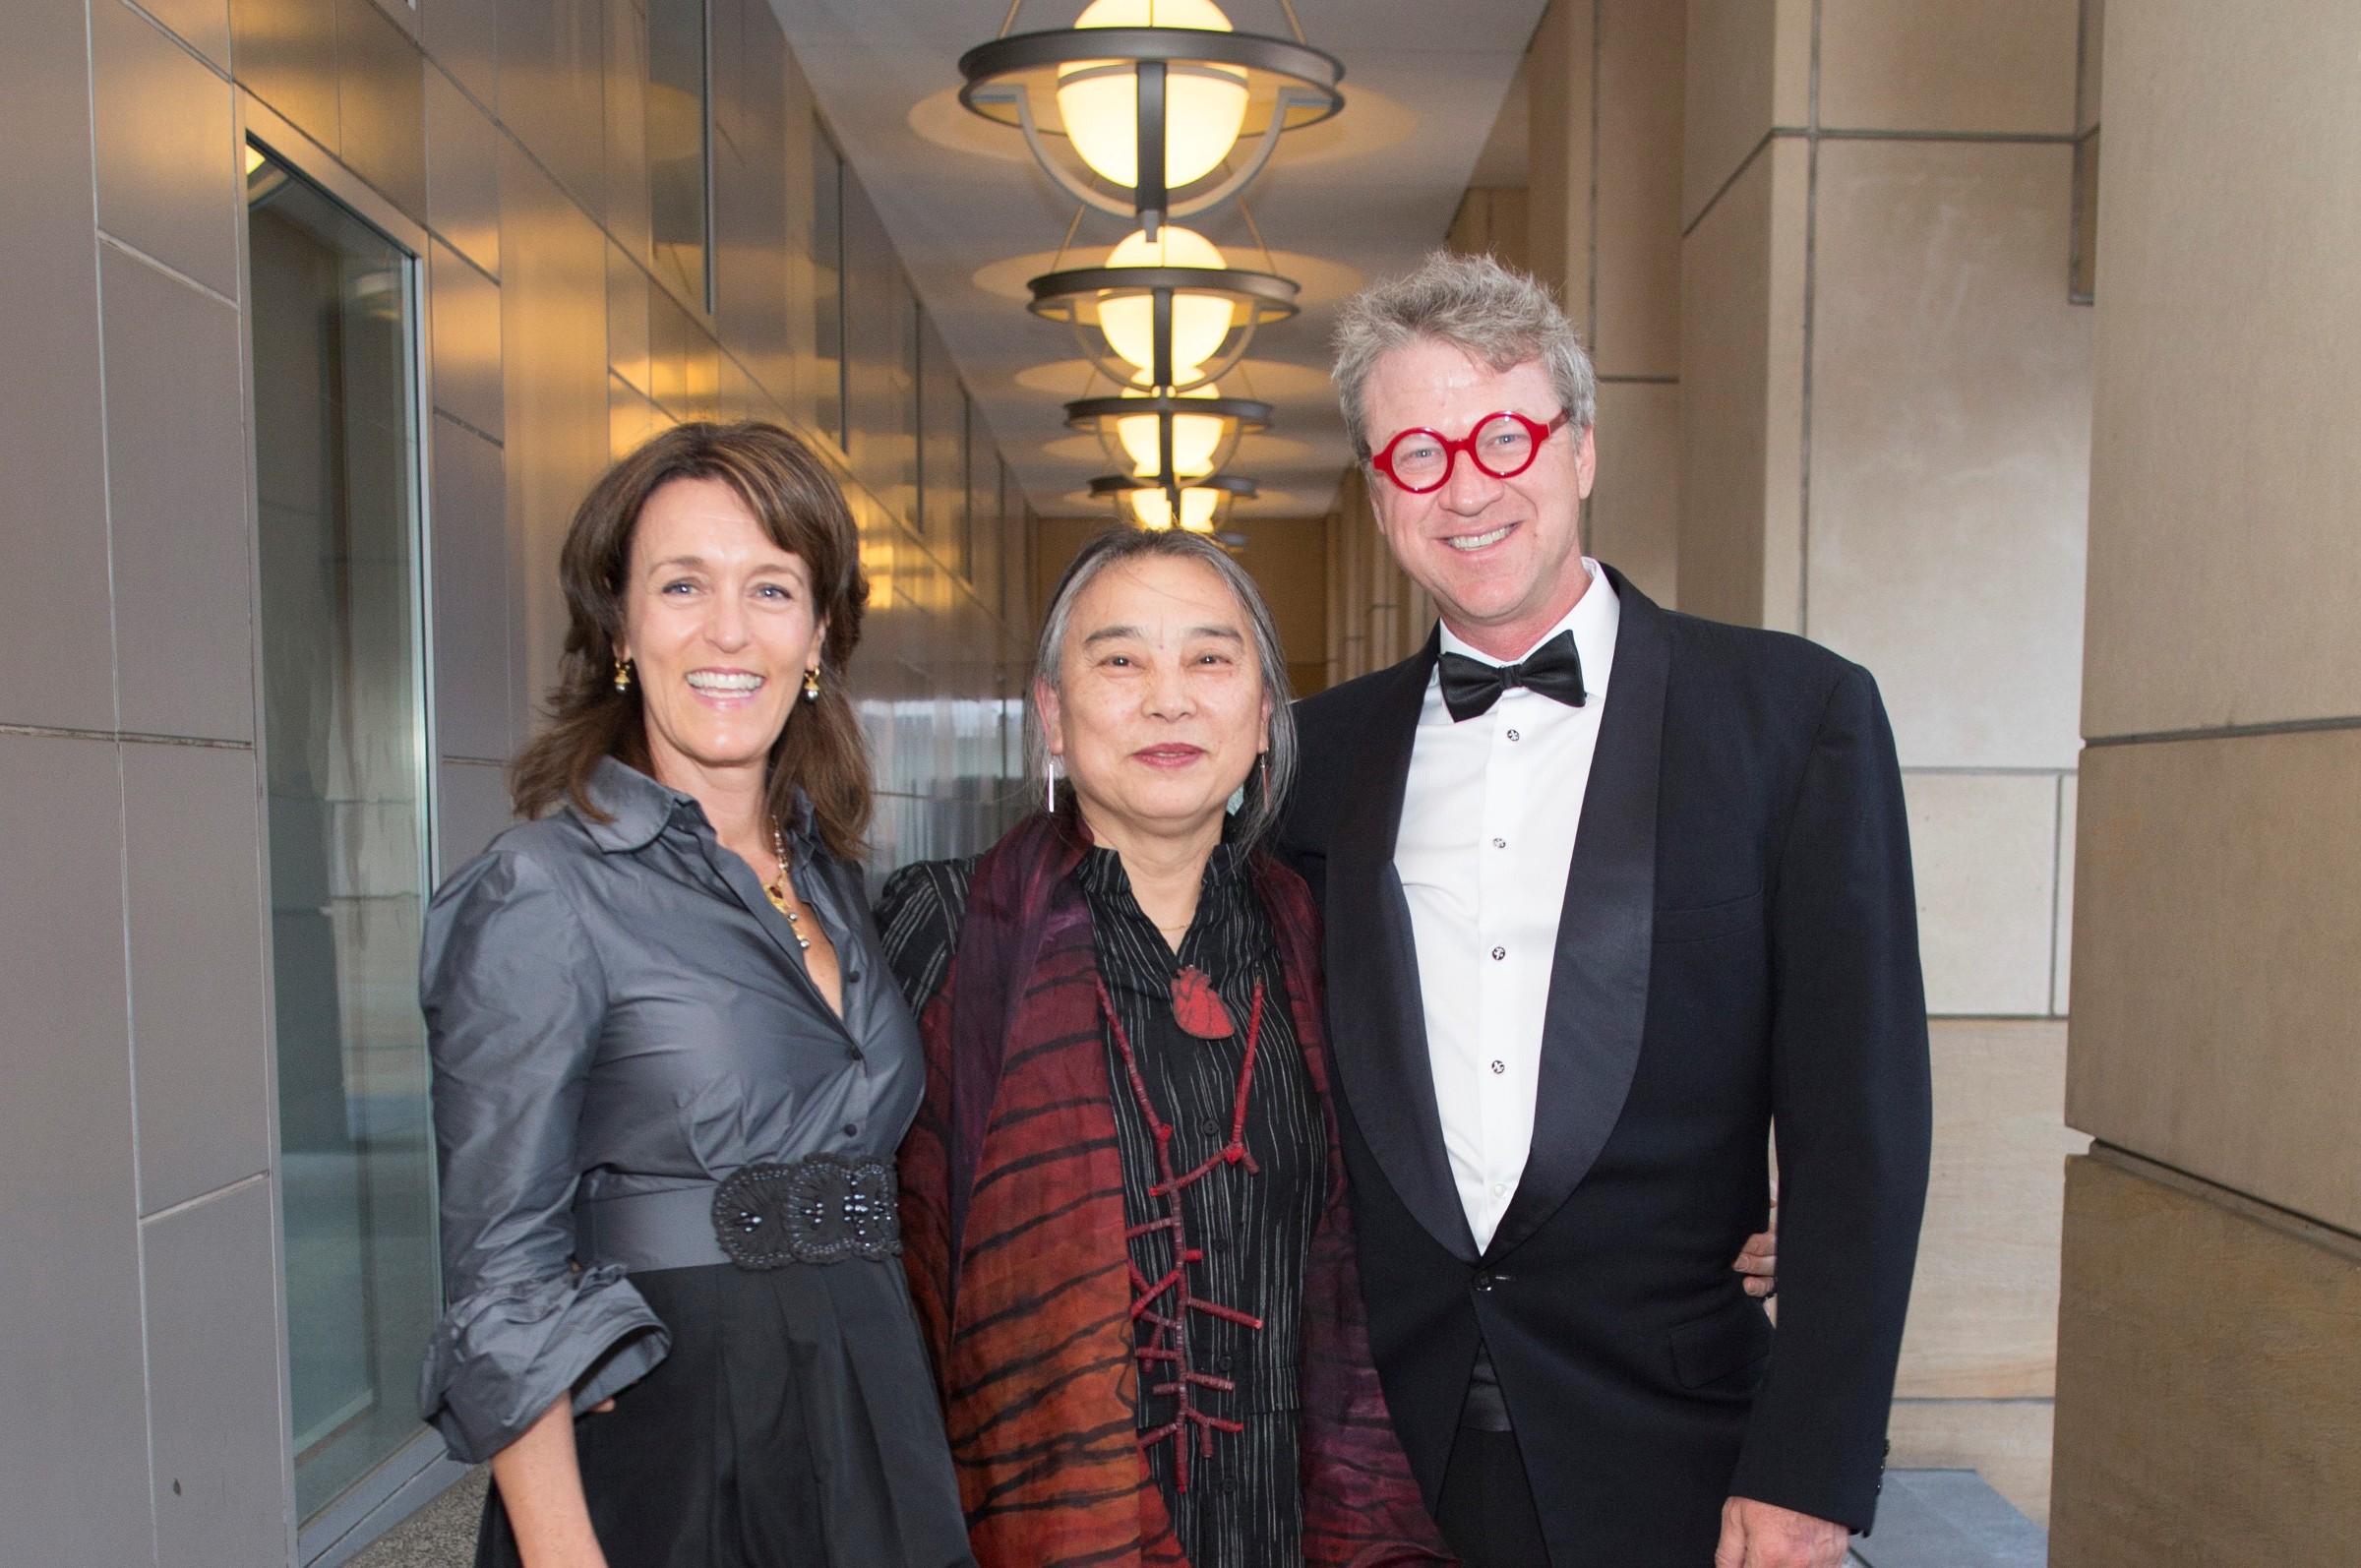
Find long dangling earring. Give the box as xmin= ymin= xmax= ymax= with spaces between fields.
xmin=1260 ymin=751 xmax=1270 ymax=802
xmin=1044 ymin=754 xmax=1059 ymax=816
xmin=801 ymin=666 xmax=821 ymax=703
xmin=612 ymin=655 xmax=633 ymax=693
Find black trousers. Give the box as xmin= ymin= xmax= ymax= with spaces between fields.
xmin=1435 ymin=1423 xmax=1553 ymax=1568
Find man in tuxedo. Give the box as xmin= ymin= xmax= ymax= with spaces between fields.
xmin=1277 ymin=251 xmax=1931 ymax=1568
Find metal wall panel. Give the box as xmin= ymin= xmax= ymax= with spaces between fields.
xmin=430 ymin=412 xmax=512 ymax=761
xmin=99 ymin=246 xmax=256 ymax=743
xmin=430 ymin=239 xmax=504 ymax=439
xmin=125 ymin=742 xmax=272 ymax=1213
xmin=0 ymin=0 xmax=115 ymax=736
xmin=146 ymin=0 xmax=233 ymax=74
xmin=437 ymin=758 xmax=515 ymax=877
xmin=424 ymin=65 xmax=501 ymax=276
xmin=92 ymin=0 xmax=242 ymax=299
xmin=420 ymin=0 xmax=495 ymax=110
xmin=0 ymin=735 xmax=152 ymax=1565
xmin=232 ymin=0 xmax=340 ymax=151
xmin=496 ymin=0 xmax=606 ymax=219
xmin=145 ymin=1178 xmax=290 ymax=1568
xmin=334 ymin=0 xmax=428 ymax=223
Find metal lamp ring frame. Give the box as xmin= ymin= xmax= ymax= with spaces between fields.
xmin=959 ymin=27 xmax=1344 ymax=226
xmin=1030 ymin=264 xmax=1299 ymax=392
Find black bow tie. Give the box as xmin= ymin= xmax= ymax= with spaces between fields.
xmin=1437 ymin=632 xmax=1588 ymax=722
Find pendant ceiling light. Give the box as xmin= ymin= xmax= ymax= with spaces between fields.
xmin=1066 ymin=386 xmax=1270 ymax=488
xmin=960 ymin=0 xmax=1343 ymax=235
xmin=1094 ymin=472 xmax=1256 ymax=533
xmin=1029 ymin=223 xmax=1297 ymax=393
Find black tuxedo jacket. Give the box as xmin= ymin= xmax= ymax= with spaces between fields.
xmin=1276 ymin=569 xmax=1931 ymax=1565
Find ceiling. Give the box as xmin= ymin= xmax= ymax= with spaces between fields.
xmin=765 ymin=0 xmax=1547 ymax=519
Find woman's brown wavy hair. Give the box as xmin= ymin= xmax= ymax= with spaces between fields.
xmin=508 ymin=420 xmax=873 ymax=862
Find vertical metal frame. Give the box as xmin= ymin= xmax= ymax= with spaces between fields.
xmin=232 ymin=87 xmax=457 ymax=1568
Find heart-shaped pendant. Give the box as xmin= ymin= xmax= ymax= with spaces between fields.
xmin=1169 ymin=966 xmax=1235 ymax=1040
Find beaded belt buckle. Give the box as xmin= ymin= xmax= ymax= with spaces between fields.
xmin=710 ymin=1153 xmax=901 ymax=1270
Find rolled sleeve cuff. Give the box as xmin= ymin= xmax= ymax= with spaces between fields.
xmin=416 ymin=1264 xmax=670 ymax=1464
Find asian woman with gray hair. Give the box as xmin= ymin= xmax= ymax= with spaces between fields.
xmin=875 ymin=526 xmax=1449 ymax=1568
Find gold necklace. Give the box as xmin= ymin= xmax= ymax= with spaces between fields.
xmin=763 ymin=823 xmax=811 ymax=951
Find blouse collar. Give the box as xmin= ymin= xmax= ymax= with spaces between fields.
xmin=576 ymin=755 xmax=818 ymax=858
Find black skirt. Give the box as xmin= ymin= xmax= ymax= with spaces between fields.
xmin=476 ymin=1258 xmax=974 ymax=1568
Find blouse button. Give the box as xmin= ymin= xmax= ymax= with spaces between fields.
xmin=846 ymin=1046 xmax=865 ymax=1063
xmin=841 ymin=1122 xmax=859 ymax=1138
xmin=1199 ymin=1116 xmax=1223 ymax=1138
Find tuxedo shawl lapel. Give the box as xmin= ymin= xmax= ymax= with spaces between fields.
xmin=1486 ymin=568 xmax=1669 ymax=1261
xmin=1322 ymin=631 xmax=1481 ymax=1265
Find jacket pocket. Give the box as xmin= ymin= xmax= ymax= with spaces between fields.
xmin=1652 ymin=889 xmax=1765 ymax=945
xmin=1668 ymin=1296 xmax=1775 ymax=1389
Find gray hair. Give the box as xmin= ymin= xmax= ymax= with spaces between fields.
xmin=1029 ymin=527 xmax=1298 ymax=850
xmin=1331 ymin=250 xmax=1598 ymax=464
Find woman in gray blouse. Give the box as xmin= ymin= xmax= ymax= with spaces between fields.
xmin=417 ymin=422 xmax=972 ymax=1568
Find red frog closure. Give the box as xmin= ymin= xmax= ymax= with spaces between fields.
xmin=1096 ymin=973 xmax=1268 ymax=1492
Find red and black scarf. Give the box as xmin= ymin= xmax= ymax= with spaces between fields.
xmin=897 ymin=811 xmax=1453 ymax=1568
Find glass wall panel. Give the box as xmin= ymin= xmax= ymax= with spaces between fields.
xmin=246 ymin=148 xmax=439 ymax=1523
xmin=648 ymin=0 xmax=712 ymax=310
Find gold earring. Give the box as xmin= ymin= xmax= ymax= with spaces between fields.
xmin=612 ymin=656 xmax=633 ymax=693
xmin=802 ymin=667 xmax=821 ymax=702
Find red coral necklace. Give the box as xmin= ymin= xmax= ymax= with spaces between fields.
xmin=1095 ymin=965 xmax=1268 ymax=1494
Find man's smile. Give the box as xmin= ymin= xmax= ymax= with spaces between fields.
xmin=1442 ymin=521 xmax=1518 ymax=553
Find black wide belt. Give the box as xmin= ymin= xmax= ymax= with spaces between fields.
xmin=574 ymin=1154 xmax=901 ymax=1275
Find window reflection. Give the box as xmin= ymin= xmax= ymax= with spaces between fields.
xmin=247 ymin=147 xmax=438 ymax=1523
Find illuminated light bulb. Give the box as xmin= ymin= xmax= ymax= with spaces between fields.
xmin=1115 ymin=386 xmax=1224 ymax=478
xmin=1127 ymin=486 xmax=1221 ymax=532
xmin=1097 ymin=225 xmax=1236 ymax=382
xmin=1057 ymin=0 xmax=1248 ymax=192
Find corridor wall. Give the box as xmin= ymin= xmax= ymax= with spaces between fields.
xmin=1674 ymin=0 xmax=2093 ymax=1519
xmin=0 ymin=1 xmax=1036 ymax=1562
xmin=2050 ymin=0 xmax=2361 ymax=1559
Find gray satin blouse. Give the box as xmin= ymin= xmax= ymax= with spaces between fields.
xmin=415 ymin=756 xmax=924 ymax=1464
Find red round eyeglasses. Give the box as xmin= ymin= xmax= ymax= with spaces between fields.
xmin=1370 ymin=409 xmax=1571 ymax=494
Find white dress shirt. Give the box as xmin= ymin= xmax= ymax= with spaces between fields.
xmin=1394 ymin=560 xmax=1620 ymax=1251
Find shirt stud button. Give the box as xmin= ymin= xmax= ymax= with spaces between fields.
xmin=1505 ymin=729 xmax=1521 ymax=742
xmin=1491 ymin=945 xmax=1506 ymax=961
xmin=1492 ymin=837 xmax=1506 ymax=849
xmin=1490 ymin=1059 xmax=1505 ymax=1074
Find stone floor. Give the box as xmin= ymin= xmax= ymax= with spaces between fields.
xmin=346 ymin=1467 xmax=486 ymax=1568
xmin=1847 ymin=1470 xmax=2048 ymax=1568
xmin=352 ymin=1465 xmax=2045 ymax=1567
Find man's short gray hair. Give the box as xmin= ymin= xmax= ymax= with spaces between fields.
xmin=1331 ymin=250 xmax=1597 ymax=464
xmin=1028 ymin=527 xmax=1298 ymax=850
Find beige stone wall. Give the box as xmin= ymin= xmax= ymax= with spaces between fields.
xmin=1675 ymin=0 xmax=2093 ymax=1521
xmin=2052 ymin=0 xmax=2361 ymax=1556
xmin=1529 ymin=0 xmax=1685 ymax=610
xmin=1323 ymin=467 xmax=1433 ymax=688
